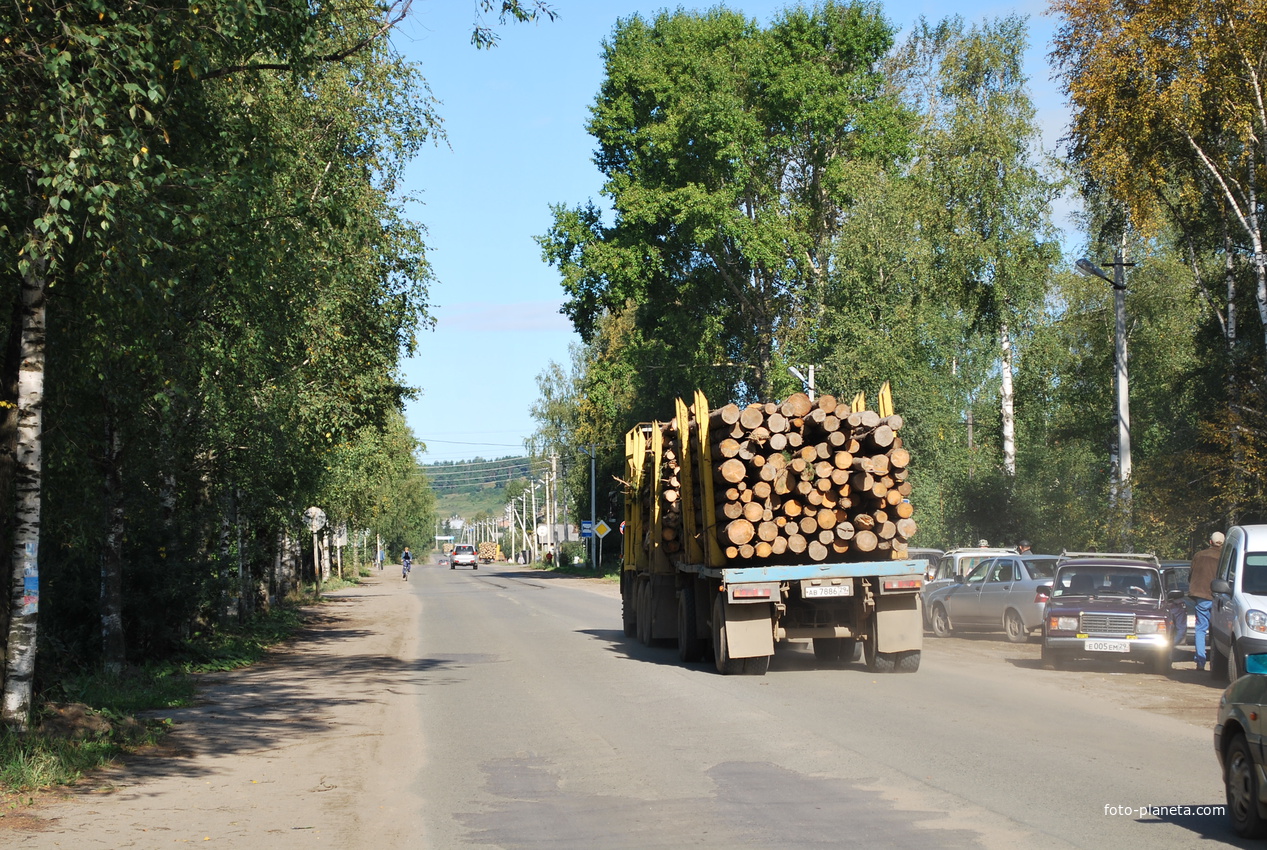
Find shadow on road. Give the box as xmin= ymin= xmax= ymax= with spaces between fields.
xmin=577 ymin=628 xmax=879 ymax=676
xmin=92 ymin=592 xmax=464 ymax=788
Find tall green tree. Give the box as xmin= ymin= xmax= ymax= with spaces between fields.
xmin=540 ymin=3 xmax=911 ymax=399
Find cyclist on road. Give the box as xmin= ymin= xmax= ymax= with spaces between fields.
xmin=402 ymin=546 xmax=413 ymax=580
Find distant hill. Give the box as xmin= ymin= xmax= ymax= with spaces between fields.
xmin=424 ymin=456 xmax=531 ymax=526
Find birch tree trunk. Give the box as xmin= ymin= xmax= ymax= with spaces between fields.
xmin=2 ymin=252 xmax=47 ymax=728
xmin=999 ymin=322 xmax=1017 ymax=477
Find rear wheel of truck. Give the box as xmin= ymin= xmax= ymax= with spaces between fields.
xmin=637 ymin=580 xmax=653 ymax=646
xmin=742 ymin=653 xmax=771 ymax=675
xmin=895 ymin=650 xmax=921 ymax=673
xmin=621 ymin=572 xmax=637 ymax=637
xmin=863 ymin=615 xmax=898 ymax=673
xmin=678 ymin=585 xmax=706 ymax=662
xmin=712 ymin=595 xmax=745 ymax=675
xmin=813 ymin=637 xmax=845 ymax=663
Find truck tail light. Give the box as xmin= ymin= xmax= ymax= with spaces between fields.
xmin=883 ymin=578 xmax=922 ymax=591
xmin=733 ymin=587 xmax=772 ymax=598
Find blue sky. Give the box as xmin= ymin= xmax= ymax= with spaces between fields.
xmin=392 ymin=0 xmax=1065 ymax=465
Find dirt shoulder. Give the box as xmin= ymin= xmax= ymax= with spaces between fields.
xmin=7 ymin=575 xmax=427 ymax=848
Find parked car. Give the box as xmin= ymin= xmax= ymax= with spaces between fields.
xmin=921 ymin=547 xmax=1018 ymax=625
xmin=1040 ymin=555 xmax=1184 ymax=674
xmin=1214 ymin=662 xmax=1267 ymax=837
xmin=451 ymin=544 xmax=479 ymax=570
xmin=907 ymin=548 xmax=944 ymax=579
xmin=1161 ymin=561 xmax=1194 ymax=646
xmin=925 ymin=554 xmax=1058 ymax=643
xmin=1211 ymin=525 xmax=1267 ymax=682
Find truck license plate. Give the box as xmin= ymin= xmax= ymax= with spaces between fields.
xmin=1085 ymin=639 xmax=1129 ymax=653
xmin=804 ymin=585 xmax=849 ymax=598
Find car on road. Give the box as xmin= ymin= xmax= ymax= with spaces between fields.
xmin=1211 ymin=525 xmax=1267 ymax=682
xmin=921 ymin=547 xmax=1017 ymax=625
xmin=1040 ymin=555 xmax=1183 ymax=674
xmin=1215 ymin=660 xmax=1267 ymax=838
xmin=437 ymin=553 xmax=451 ymax=568
xmin=926 ymin=553 xmax=1059 ymax=643
xmin=451 ymin=544 xmax=479 ymax=570
xmin=907 ymin=548 xmax=944 ymax=579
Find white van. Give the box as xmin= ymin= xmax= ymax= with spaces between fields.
xmin=1210 ymin=525 xmax=1267 ymax=681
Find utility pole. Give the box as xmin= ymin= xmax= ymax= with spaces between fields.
xmin=549 ymin=453 xmax=558 ymax=560
xmin=590 ymin=445 xmax=597 ymax=569
xmin=531 ymin=480 xmax=539 ymax=563
xmin=1076 ymin=250 xmax=1135 ymax=520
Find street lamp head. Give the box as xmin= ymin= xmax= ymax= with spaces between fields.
xmin=788 ymin=365 xmax=807 ymax=384
xmin=1075 ymin=258 xmax=1111 ymax=282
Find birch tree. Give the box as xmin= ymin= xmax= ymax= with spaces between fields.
xmin=1052 ymin=0 xmax=1267 ymax=363
xmin=901 ymin=16 xmax=1059 ymax=476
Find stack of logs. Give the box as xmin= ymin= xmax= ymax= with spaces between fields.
xmin=655 ymin=393 xmax=915 ymax=564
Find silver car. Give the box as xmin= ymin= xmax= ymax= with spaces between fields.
xmin=921 ymin=547 xmax=1018 ymax=623
xmin=926 ymin=554 xmax=1059 ymax=643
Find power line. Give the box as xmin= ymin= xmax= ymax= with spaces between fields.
xmin=419 ymin=437 xmax=529 ymax=448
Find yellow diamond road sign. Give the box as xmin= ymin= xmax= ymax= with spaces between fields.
xmin=593 ymin=520 xmax=612 ymax=538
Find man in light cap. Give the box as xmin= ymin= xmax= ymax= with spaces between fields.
xmin=1190 ymin=530 xmax=1225 ymax=671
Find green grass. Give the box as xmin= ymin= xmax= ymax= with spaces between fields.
xmin=530 ymin=561 xmax=622 ymax=581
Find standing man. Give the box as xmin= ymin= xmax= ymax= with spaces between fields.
xmin=1190 ymin=530 xmax=1225 ymax=671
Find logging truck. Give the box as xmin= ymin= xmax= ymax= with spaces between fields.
xmin=621 ymin=388 xmax=924 ymax=675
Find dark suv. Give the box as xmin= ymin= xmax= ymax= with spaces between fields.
xmin=1040 ymin=555 xmax=1184 ymax=674
xmin=451 ymin=544 xmax=478 ymax=570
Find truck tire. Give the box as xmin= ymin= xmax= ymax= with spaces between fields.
xmin=638 ymin=581 xmax=653 ymax=646
xmin=712 ymin=595 xmax=745 ymax=675
xmin=813 ymin=638 xmax=845 ymax=663
xmin=895 ymin=650 xmax=921 ymax=673
xmin=621 ymin=574 xmax=637 ymax=638
xmin=742 ymin=654 xmax=771 ymax=675
xmin=864 ymin=614 xmax=900 ymax=673
xmin=678 ymin=585 xmax=706 ymax=663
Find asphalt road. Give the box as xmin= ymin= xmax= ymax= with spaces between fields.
xmin=412 ymin=562 xmax=1243 ymax=850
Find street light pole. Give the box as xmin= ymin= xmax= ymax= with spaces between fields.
xmin=1076 ymin=252 xmax=1135 ymax=512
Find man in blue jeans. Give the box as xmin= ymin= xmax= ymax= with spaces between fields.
xmin=1190 ymin=531 xmax=1224 ymax=671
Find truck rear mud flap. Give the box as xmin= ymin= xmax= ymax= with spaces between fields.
xmin=719 ymin=598 xmax=774 ymax=659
